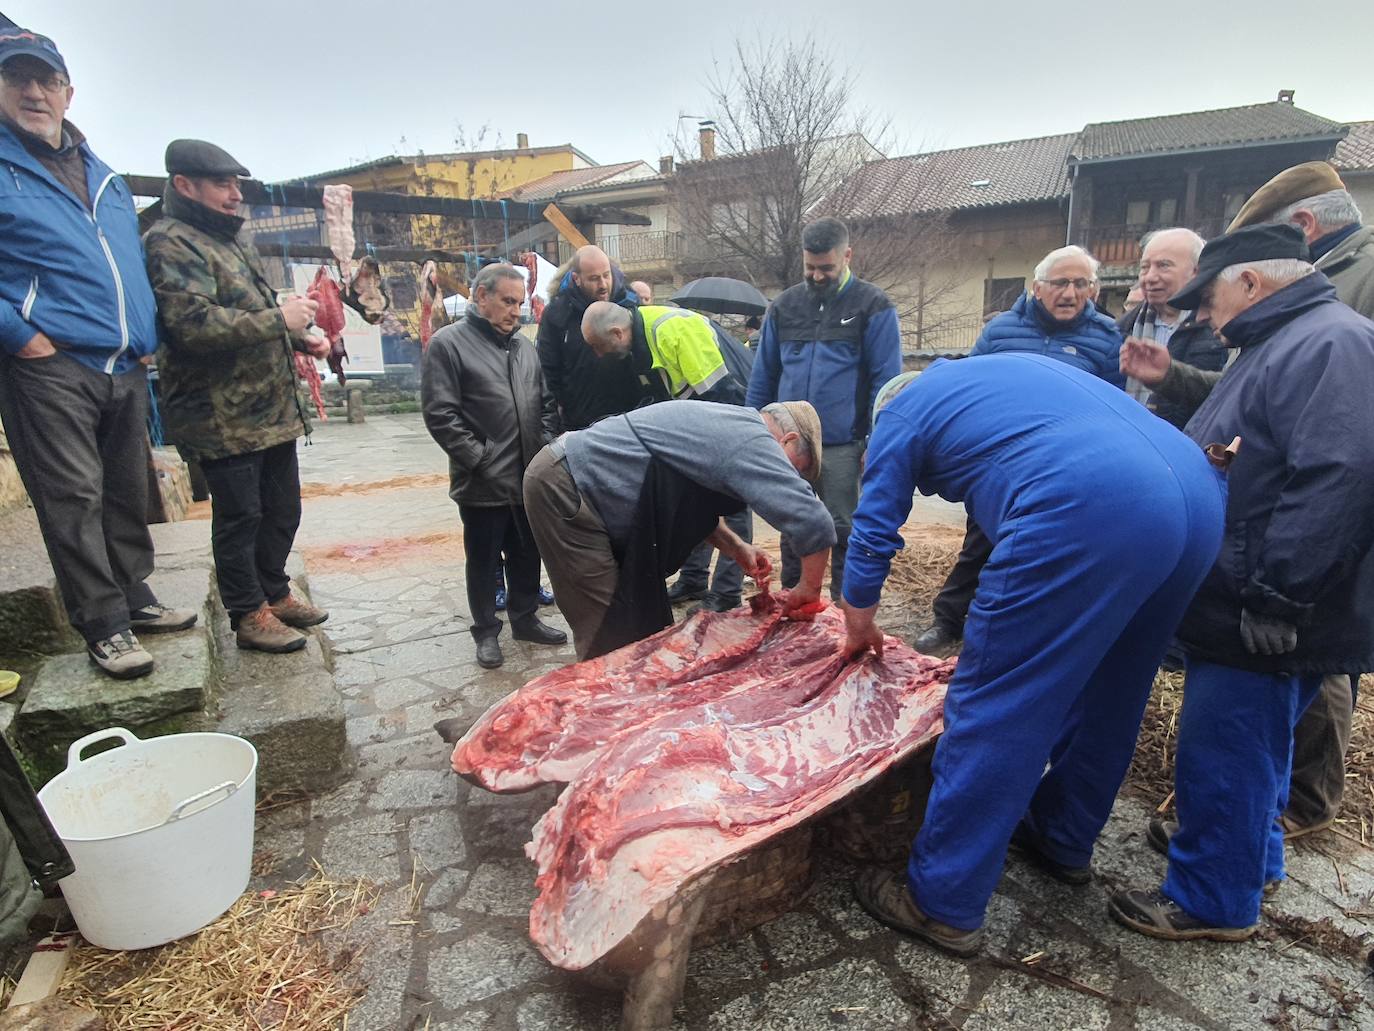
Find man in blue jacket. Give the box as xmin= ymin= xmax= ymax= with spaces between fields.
xmin=746 ymin=217 xmax=900 ymax=599
xmin=1110 ymin=225 xmax=1374 ymax=943
xmin=0 ymin=25 xmax=195 ymax=679
xmin=841 ymin=355 xmax=1224 ymax=956
xmin=913 ymin=245 xmax=1124 ymax=658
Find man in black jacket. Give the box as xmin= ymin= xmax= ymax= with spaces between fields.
xmin=422 ymin=263 xmax=567 ymax=669
xmin=1110 ymin=226 xmax=1374 ymax=943
xmin=1118 ymin=228 xmax=1227 ymax=428
xmin=536 ymin=245 xmax=641 ymax=431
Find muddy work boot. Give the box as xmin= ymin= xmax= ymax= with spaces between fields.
xmin=853 ymin=867 xmax=983 ymax=957
xmin=912 ymin=623 xmax=962 ymax=658
xmin=269 ymin=591 xmax=329 ymax=629
xmin=88 ymin=630 xmax=155 ymax=679
xmin=236 ymin=603 xmax=307 ymax=653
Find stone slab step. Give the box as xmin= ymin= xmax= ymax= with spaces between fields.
xmin=11 ymin=564 xmax=215 ymax=781
xmin=0 ymin=506 xmax=77 ymax=655
xmin=208 ymin=559 xmax=350 ymax=799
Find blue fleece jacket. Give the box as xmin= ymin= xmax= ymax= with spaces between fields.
xmin=0 ymin=123 xmax=156 ymax=374
xmin=972 ymin=293 xmax=1124 ymax=387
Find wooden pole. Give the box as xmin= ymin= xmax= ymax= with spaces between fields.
xmin=543 ymin=203 xmax=591 ymax=249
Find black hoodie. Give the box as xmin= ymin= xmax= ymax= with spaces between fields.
xmin=536 ymin=265 xmax=641 ymax=430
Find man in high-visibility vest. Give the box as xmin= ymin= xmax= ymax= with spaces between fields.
xmin=582 ymin=301 xmax=745 ymax=406
xmin=583 ymin=300 xmax=754 ymax=611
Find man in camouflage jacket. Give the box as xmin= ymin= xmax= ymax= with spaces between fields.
xmin=144 ymin=139 xmax=330 ymax=653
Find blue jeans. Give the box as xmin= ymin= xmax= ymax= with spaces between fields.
xmin=1162 ymin=659 xmax=1321 ymax=928
xmin=908 ymin=468 xmax=1225 ymax=930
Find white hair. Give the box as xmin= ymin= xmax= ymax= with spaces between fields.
xmin=1034 ymin=245 xmax=1099 ymax=283
xmin=1269 ymin=189 xmax=1363 ymax=233
xmin=1216 ymin=259 xmax=1316 ymax=286
xmin=582 ymin=301 xmax=632 ymax=341
xmin=1141 ymin=227 xmax=1206 ymax=264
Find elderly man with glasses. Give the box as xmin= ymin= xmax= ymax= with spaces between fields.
xmin=912 ymin=245 xmax=1125 ymax=659
xmin=0 ymin=21 xmax=197 ymax=680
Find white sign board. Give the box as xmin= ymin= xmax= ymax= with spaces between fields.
xmin=290 ymin=264 xmax=386 ymax=376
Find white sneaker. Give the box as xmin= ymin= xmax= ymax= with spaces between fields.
xmin=88 ymin=630 xmax=155 ymax=679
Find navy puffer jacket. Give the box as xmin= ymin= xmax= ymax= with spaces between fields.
xmin=1179 ymin=272 xmax=1374 ymax=674
xmin=973 ymin=293 xmax=1124 ymax=386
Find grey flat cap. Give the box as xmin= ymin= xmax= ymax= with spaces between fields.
xmin=165 ymin=139 xmax=250 ymax=178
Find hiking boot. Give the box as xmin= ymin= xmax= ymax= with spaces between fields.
xmin=666 ymin=579 xmax=707 ymax=603
xmin=236 ymin=604 xmax=307 ymax=654
xmin=912 ymin=624 xmax=962 ymax=658
xmin=1108 ymin=887 xmax=1257 ymax=942
xmin=512 ymin=617 xmax=567 ymax=646
xmin=853 ymin=867 xmax=983 ymax=957
xmin=269 ymin=591 xmax=329 ymax=628
xmin=475 ymin=636 xmax=503 ymax=669
xmin=688 ymin=592 xmax=741 ymax=615
xmin=88 ymin=630 xmax=154 ymax=679
xmin=1009 ymin=821 xmax=1092 ymax=885
xmin=128 ymin=604 xmax=198 ymax=634
xmin=539 ymin=585 xmax=555 ymax=606
xmin=1278 ymin=813 xmax=1336 ymax=841
xmin=1146 ymin=816 xmax=1176 ymax=857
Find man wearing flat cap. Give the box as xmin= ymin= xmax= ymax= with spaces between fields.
xmin=144 ymin=140 xmax=332 ymax=655
xmin=0 ymin=21 xmax=197 ymax=680
xmin=1110 ymin=224 xmax=1374 ymax=944
xmin=1120 ymin=160 xmax=1374 ymax=842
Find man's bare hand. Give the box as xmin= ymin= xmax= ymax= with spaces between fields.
xmin=302 ymin=333 xmax=331 ymax=360
xmin=280 ymin=295 xmax=319 ymax=334
xmin=778 ymin=583 xmax=822 ymax=620
xmin=1119 ymin=336 xmax=1170 ymax=387
xmin=16 ymin=331 xmax=57 ymax=359
xmin=840 ymin=600 xmax=884 ymax=659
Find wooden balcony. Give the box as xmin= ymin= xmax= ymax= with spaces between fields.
xmin=1085 ymin=218 xmax=1227 ymax=267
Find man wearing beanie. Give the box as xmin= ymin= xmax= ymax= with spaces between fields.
xmin=0 ymin=22 xmax=196 ymax=679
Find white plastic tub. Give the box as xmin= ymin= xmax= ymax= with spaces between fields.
xmin=37 ymin=727 xmax=258 ymax=950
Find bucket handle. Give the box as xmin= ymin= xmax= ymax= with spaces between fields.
xmin=65 ymin=727 xmax=141 ymax=769
xmin=166 ymin=781 xmax=237 ymax=824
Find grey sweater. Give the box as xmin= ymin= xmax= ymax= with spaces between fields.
xmin=561 ymin=400 xmax=835 ymax=555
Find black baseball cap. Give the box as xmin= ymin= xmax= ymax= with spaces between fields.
xmin=165 ymin=139 xmax=251 ymax=178
xmin=0 ymin=25 xmax=68 ymax=77
xmin=1168 ymin=224 xmax=1310 ymax=310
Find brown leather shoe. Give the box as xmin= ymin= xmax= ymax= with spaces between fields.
xmin=269 ymin=591 xmax=329 ymax=629
xmin=237 ymin=603 xmax=307 ymax=653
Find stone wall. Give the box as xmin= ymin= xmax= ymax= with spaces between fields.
xmin=0 ymin=431 xmax=29 ymax=514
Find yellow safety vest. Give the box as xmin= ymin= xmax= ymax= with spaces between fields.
xmin=637 ymin=305 xmax=729 ymax=399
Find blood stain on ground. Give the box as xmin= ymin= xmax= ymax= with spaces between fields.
xmin=302 ymin=531 xmax=463 ymax=569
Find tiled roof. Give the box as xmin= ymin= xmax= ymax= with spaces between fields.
xmin=1334 ymin=121 xmax=1374 ymax=171
xmin=1072 ymin=102 xmax=1347 ymax=163
xmin=503 ymin=162 xmax=656 ymax=201
xmin=830 ymin=133 xmax=1075 ymax=219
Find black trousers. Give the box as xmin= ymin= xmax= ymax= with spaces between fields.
xmin=458 ymin=504 xmax=540 ymax=641
xmin=200 ymin=441 xmax=302 ymax=621
xmin=0 ymin=352 xmax=156 ymax=643
xmin=931 ymin=516 xmax=993 ymax=633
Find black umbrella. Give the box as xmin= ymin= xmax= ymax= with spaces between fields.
xmin=670 ymin=277 xmax=770 ymax=316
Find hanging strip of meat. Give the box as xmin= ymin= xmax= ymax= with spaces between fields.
xmin=419 ymin=260 xmax=441 ymax=351
xmin=322 ymin=184 xmax=355 ymax=284
xmin=294 ymin=350 xmax=327 ymax=420
xmin=307 ymin=266 xmax=349 ymax=384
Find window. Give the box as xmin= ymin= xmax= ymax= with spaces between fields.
xmin=1157 ymin=198 xmax=1177 ymax=224
xmin=1223 ymin=191 xmax=1248 ymax=223
xmin=983 ymin=276 xmax=1025 ymax=315
xmin=1125 ymin=197 xmax=1180 ymax=226
xmin=1126 ymin=200 xmax=1151 ymax=226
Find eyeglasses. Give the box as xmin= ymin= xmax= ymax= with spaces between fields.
xmin=0 ymin=67 xmax=69 ymax=93
xmin=1040 ymin=277 xmax=1094 ymax=291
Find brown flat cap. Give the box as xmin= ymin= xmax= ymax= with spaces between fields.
xmin=1227 ymin=161 xmax=1346 ymax=232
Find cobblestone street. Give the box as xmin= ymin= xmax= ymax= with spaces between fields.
xmin=251 ymin=414 xmax=1374 ymax=1030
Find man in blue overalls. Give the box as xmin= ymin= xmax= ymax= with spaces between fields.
xmin=842 ymin=354 xmax=1225 ymax=956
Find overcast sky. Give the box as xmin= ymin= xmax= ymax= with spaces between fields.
xmin=9 ymin=0 xmax=1374 ymax=183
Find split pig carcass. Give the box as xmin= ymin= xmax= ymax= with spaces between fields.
xmin=450 ymin=601 xmax=954 ymax=1028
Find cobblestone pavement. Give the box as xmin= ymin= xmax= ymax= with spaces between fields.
xmin=252 ymin=415 xmax=1374 ymax=1030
